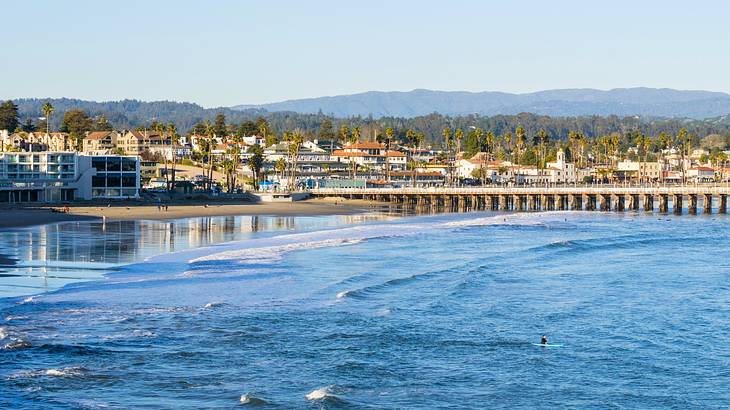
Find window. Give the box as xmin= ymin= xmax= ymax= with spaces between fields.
xmin=106 ymin=157 xmax=121 ymax=171
xmin=92 ymin=176 xmax=106 ymax=188
xmin=122 ymin=158 xmax=136 ymax=172
xmin=92 ymin=158 xmax=106 ymax=171
xmin=122 ymin=175 xmax=137 ymax=187
xmin=106 ymin=175 xmax=121 ymax=187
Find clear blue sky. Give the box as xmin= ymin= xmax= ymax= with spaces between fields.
xmin=3 ymin=0 xmax=729 ymax=107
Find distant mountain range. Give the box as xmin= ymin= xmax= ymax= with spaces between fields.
xmin=233 ymin=88 xmax=730 ymax=119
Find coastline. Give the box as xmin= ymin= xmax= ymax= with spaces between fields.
xmin=0 ymin=198 xmax=386 ymax=229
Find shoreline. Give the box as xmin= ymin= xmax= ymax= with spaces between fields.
xmin=0 ymin=198 xmax=387 ymax=229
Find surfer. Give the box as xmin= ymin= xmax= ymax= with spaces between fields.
xmin=540 ymin=335 xmax=548 ymax=345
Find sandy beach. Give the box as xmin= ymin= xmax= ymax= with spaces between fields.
xmin=0 ymin=198 xmax=386 ymax=229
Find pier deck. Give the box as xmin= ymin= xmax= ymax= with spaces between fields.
xmin=310 ymin=186 xmax=730 ymax=214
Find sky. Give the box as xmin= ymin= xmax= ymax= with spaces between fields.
xmin=3 ymin=0 xmax=730 ymax=107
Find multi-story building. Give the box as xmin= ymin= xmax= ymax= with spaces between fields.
xmin=616 ymin=161 xmax=662 ymax=181
xmin=117 ymin=131 xmax=171 ymax=158
xmin=0 ymin=152 xmax=140 ymax=203
xmin=331 ymin=142 xmax=407 ymax=172
xmin=83 ymin=131 xmax=119 ymax=154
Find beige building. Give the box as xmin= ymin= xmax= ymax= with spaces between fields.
xmin=616 ymin=161 xmax=661 ymax=181
xmin=117 ymin=131 xmax=171 ymax=157
xmin=83 ymin=131 xmax=119 ymax=154
xmin=27 ymin=132 xmax=71 ymax=151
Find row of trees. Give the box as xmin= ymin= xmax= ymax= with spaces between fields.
xmin=9 ymin=98 xmax=730 ymax=143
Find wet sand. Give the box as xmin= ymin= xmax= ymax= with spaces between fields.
xmin=0 ymin=198 xmax=385 ymax=229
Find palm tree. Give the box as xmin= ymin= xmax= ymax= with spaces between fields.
xmin=167 ymin=123 xmax=179 ymax=192
xmin=41 ymin=102 xmax=54 ymax=140
xmin=205 ymin=120 xmax=216 ymax=191
xmin=339 ymin=125 xmax=351 ymax=179
xmin=385 ymin=127 xmax=395 ymax=182
xmin=223 ymin=145 xmax=240 ymax=193
xmin=154 ymin=122 xmax=169 ymax=190
xmin=503 ymin=131 xmax=513 ymax=162
xmin=287 ymin=129 xmax=304 ymax=190
xmin=350 ymin=126 xmax=361 ymax=178
xmin=535 ymin=129 xmax=549 ymax=181
xmin=275 ymin=157 xmax=287 ymax=184
xmin=515 ymin=126 xmax=525 ymax=166
xmin=454 ymin=128 xmax=464 ymax=157
xmin=442 ymin=127 xmax=453 ymax=185
xmin=677 ymin=128 xmax=689 ymax=184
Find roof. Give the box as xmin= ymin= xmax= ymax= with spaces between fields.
xmin=127 ymin=130 xmax=162 ymax=139
xmin=346 ymin=141 xmax=383 ymax=149
xmin=689 ymin=166 xmax=715 ymax=171
xmin=85 ymin=131 xmax=113 ymax=141
xmin=389 ymin=171 xmax=443 ymax=177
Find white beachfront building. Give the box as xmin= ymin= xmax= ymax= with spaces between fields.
xmin=515 ymin=149 xmax=576 ymax=184
xmin=0 ymin=152 xmax=140 ymax=203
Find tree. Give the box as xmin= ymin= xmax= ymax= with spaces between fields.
xmin=248 ymin=144 xmax=264 ymax=191
xmin=442 ymin=127 xmax=453 ymax=184
xmin=350 ymin=126 xmax=361 ymax=178
xmin=677 ymin=128 xmax=689 ymax=184
xmin=453 ymin=128 xmax=464 ymax=155
xmin=93 ymin=115 xmax=113 ymax=131
xmin=191 ymin=122 xmax=207 ymax=135
xmin=285 ymin=129 xmax=304 ymax=190
xmin=0 ymin=100 xmax=19 ymax=133
xmin=205 ymin=120 xmax=216 ymax=190
xmin=384 ymin=127 xmax=395 ymax=181
xmin=533 ymin=129 xmax=550 ymax=183
xmin=61 ymin=109 xmax=92 ymax=150
xmin=21 ymin=119 xmax=36 ymax=132
xmin=256 ymin=117 xmax=270 ymax=144
xmin=515 ymin=126 xmax=526 ymax=165
xmin=319 ymin=119 xmax=336 ymax=146
xmin=237 ymin=120 xmax=258 ymax=138
xmin=168 ymin=123 xmax=179 ymax=192
xmin=275 ymin=157 xmax=287 ymax=184
xmin=223 ymin=145 xmax=240 ymax=193
xmin=213 ymin=113 xmax=227 ymax=138
xmin=41 ymin=102 xmax=54 ymax=135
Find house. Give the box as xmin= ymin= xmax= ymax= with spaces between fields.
xmin=686 ymin=166 xmax=715 ymax=182
xmin=456 ymin=153 xmax=509 ymax=179
xmin=83 ymin=131 xmax=119 ymax=154
xmin=615 ymin=161 xmax=662 ymax=181
xmin=331 ymin=142 xmax=407 ymax=173
xmin=117 ymin=131 xmax=171 ymax=157
xmin=514 ymin=149 xmax=576 ymax=184
xmin=27 ymin=132 xmax=71 ymax=151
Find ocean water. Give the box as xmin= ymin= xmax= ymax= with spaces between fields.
xmin=1 ymin=211 xmax=729 ymax=408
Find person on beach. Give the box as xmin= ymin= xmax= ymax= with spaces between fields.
xmin=541 ymin=335 xmax=548 ymax=345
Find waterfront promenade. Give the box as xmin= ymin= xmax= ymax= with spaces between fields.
xmin=310 ymin=185 xmax=730 ymax=214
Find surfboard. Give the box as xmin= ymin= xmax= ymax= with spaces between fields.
xmin=532 ymin=343 xmax=563 ymax=347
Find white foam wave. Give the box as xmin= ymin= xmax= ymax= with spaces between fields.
xmin=10 ymin=367 xmax=86 ymax=379
xmin=191 ymin=238 xmax=364 ymax=264
xmin=139 ymin=212 xmax=560 ymax=279
xmin=0 ymin=327 xmax=7 ymax=340
xmin=239 ymin=393 xmax=266 ymax=405
xmin=203 ymin=301 xmax=226 ymax=309
xmin=305 ymin=385 xmax=335 ymax=401
xmin=20 ymin=295 xmax=37 ymax=304
xmin=336 ymin=290 xmax=351 ymax=299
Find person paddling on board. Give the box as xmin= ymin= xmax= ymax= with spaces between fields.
xmin=540 ymin=335 xmax=548 ymax=345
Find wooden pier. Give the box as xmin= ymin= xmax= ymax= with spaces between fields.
xmin=310 ymin=186 xmax=730 ymax=214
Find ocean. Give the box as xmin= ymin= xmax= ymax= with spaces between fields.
xmin=1 ymin=211 xmax=729 ymax=408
